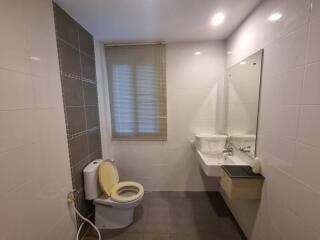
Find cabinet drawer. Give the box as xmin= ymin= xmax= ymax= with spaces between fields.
xmin=220 ymin=166 xmax=264 ymax=200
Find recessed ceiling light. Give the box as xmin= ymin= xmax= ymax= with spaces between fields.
xmin=194 ymin=51 xmax=201 ymax=55
xmin=268 ymin=12 xmax=282 ymax=21
xmin=240 ymin=61 xmax=246 ymax=65
xmin=211 ymin=13 xmax=225 ymax=26
xmin=30 ymin=56 xmax=41 ymax=61
xmin=227 ymin=51 xmax=233 ymax=55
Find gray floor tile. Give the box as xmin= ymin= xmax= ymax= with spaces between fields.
xmin=125 ymin=205 xmax=148 ymax=233
xmin=169 ymin=233 xmax=221 ymax=240
xmin=143 ymin=233 xmax=171 ymax=240
xmin=84 ymin=191 xmax=246 ymax=240
xmin=144 ymin=220 xmax=173 ymax=233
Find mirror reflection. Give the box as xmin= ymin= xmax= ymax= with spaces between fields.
xmin=227 ymin=50 xmax=263 ymax=158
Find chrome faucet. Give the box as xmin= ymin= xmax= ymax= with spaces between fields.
xmin=239 ymin=145 xmax=251 ymax=153
xmin=223 ymin=147 xmax=234 ymax=155
xmin=223 ymin=137 xmax=234 ymax=156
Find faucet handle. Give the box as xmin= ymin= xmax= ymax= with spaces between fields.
xmin=239 ymin=145 xmax=251 ymax=153
xmin=222 ymin=146 xmax=234 ymax=156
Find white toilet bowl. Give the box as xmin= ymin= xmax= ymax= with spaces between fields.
xmin=83 ymin=159 xmax=144 ymax=229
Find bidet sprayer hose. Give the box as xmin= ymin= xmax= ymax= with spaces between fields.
xmin=68 ymin=191 xmax=101 ymax=240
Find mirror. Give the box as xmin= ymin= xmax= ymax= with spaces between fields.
xmin=227 ymin=50 xmax=263 ymax=158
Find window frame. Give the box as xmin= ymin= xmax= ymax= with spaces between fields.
xmin=105 ymin=44 xmax=167 ymax=141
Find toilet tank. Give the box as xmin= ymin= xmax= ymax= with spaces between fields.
xmin=194 ymin=134 xmax=228 ymax=154
xmin=83 ymin=159 xmax=104 ymax=200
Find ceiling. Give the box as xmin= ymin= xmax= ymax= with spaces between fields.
xmin=55 ymin=0 xmax=262 ymax=43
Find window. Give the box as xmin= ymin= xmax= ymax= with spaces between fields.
xmin=105 ymin=44 xmax=167 ymax=140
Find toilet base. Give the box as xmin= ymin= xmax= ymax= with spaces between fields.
xmin=94 ymin=204 xmax=134 ymax=229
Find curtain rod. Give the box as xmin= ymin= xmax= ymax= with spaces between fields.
xmin=104 ymin=42 xmax=166 ymax=47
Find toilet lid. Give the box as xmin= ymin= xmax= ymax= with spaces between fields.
xmin=98 ymin=160 xmax=119 ymax=196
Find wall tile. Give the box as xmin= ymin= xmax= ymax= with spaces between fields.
xmin=46 ymin=213 xmax=76 ymax=240
xmin=71 ymin=158 xmax=89 ymax=191
xmin=24 ymin=4 xmax=58 ymax=79
xmin=85 ymin=106 xmax=100 ymax=129
xmin=69 ymin=133 xmax=89 ymax=167
xmin=76 ymin=188 xmax=94 ymax=217
xmin=32 ymin=75 xmax=56 ymax=109
xmin=0 ymin=110 xmax=38 ymax=153
xmin=81 ymin=53 xmax=96 ymax=81
xmin=294 ymin=142 xmax=320 ymax=192
xmin=0 ymin=69 xmax=34 ymax=110
xmin=65 ymin=106 xmax=86 ymax=136
xmin=79 ymin=26 xmax=94 ymax=57
xmin=88 ymin=150 xmax=102 ymax=162
xmin=0 ymin=0 xmax=75 ymax=238
xmin=264 ymin=136 xmax=296 ymax=175
xmin=265 ymin=105 xmax=300 ymax=141
xmin=302 ymin=62 xmax=320 ymax=104
xmin=280 ymin=210 xmax=320 ymax=240
xmin=312 ymin=0 xmax=320 ymax=19
xmin=83 ymin=82 xmax=98 ymax=106
xmin=53 ymin=3 xmax=79 ymax=48
xmin=61 ymin=76 xmax=84 ymax=106
xmin=307 ymin=18 xmax=320 ymax=63
xmin=262 ymin=67 xmax=304 ymax=106
xmin=281 ymin=24 xmax=308 ymax=71
xmin=282 ymin=0 xmax=312 ymax=35
xmin=297 ymin=105 xmax=320 ymax=147
xmin=58 ymin=40 xmax=81 ymax=77
xmin=54 ymin=3 xmax=100 ymax=223
xmin=226 ymin=0 xmax=320 ymax=238
xmin=88 ymin=128 xmax=102 ymax=154
xmin=0 ymin=0 xmax=29 ymax=74
xmin=0 ymin=143 xmax=40 ymax=198
xmin=288 ymin=179 xmax=320 ymax=232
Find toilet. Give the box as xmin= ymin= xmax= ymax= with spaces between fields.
xmin=83 ymin=159 xmax=144 ymax=229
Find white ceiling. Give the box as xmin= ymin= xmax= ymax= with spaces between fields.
xmin=55 ymin=0 xmax=262 ymax=43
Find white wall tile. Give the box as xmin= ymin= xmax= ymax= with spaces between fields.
xmin=312 ymin=0 xmax=320 ymax=19
xmin=0 ymin=69 xmax=34 ymax=110
xmin=279 ymin=24 xmax=308 ymax=71
xmin=226 ymin=0 xmax=320 ymax=238
xmin=294 ymin=143 xmax=320 ymax=192
xmin=307 ymin=18 xmax=320 ymax=63
xmin=264 ymin=136 xmax=296 ymax=175
xmin=24 ymin=0 xmax=60 ymax=78
xmin=0 ymin=0 xmax=30 ymax=74
xmin=282 ymin=0 xmax=312 ymax=35
xmin=0 ymin=143 xmax=40 ymax=197
xmin=0 ymin=0 xmax=75 ymax=239
xmin=297 ymin=105 xmax=320 ymax=146
xmin=279 ymin=210 xmax=320 ymax=240
xmin=31 ymin=75 xmax=55 ymax=108
xmin=288 ymin=179 xmax=320 ymax=232
xmin=262 ymin=67 xmax=304 ymax=106
xmin=303 ymin=62 xmax=320 ymax=104
xmin=0 ymin=110 xmax=38 ymax=153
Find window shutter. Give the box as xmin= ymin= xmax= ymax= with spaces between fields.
xmin=105 ymin=44 xmax=167 ymax=140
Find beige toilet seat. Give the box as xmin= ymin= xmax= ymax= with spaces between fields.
xmin=111 ymin=181 xmax=144 ymax=203
xmin=98 ymin=160 xmax=144 ymax=203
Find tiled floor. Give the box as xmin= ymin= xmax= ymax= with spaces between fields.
xmin=84 ymin=192 xmax=246 ymax=240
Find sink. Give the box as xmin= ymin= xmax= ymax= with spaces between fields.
xmin=196 ymin=150 xmax=250 ymax=177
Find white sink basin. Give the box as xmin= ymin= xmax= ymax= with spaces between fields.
xmin=196 ymin=150 xmax=250 ymax=177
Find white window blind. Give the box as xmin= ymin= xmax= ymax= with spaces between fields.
xmin=105 ymin=44 xmax=167 ymax=140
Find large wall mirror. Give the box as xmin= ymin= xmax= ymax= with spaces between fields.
xmin=227 ymin=50 xmax=263 ymax=158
